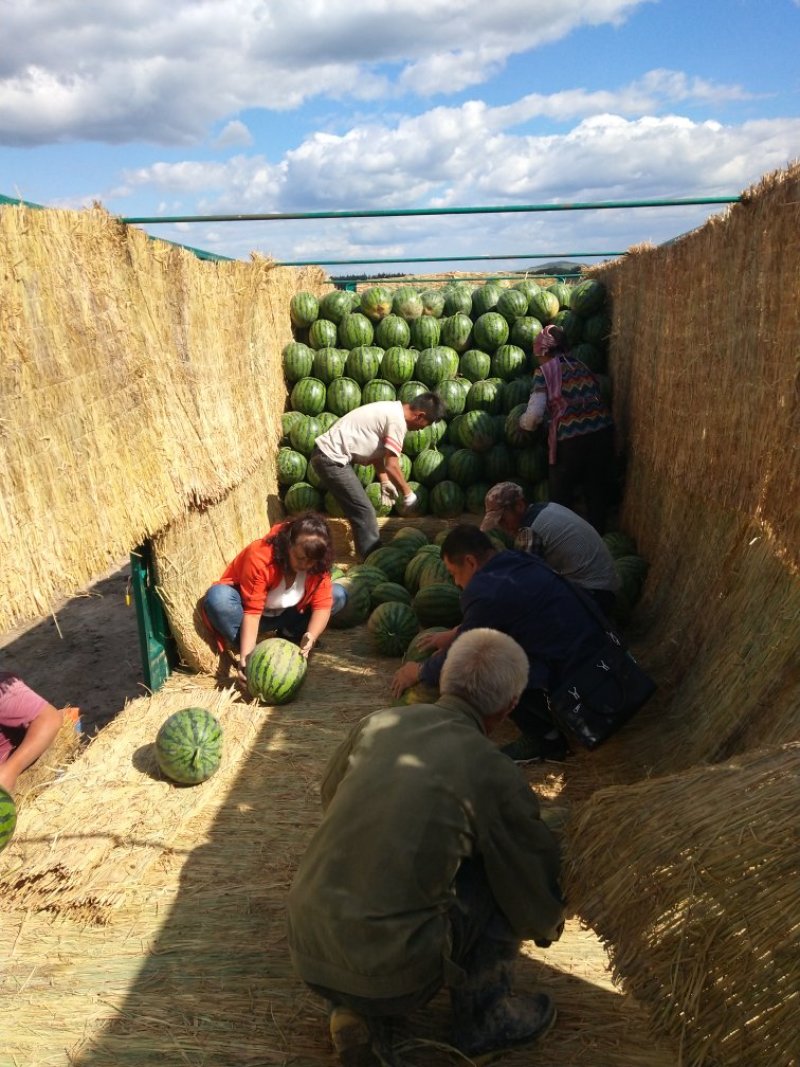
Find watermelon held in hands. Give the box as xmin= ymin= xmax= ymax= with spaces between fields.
xmin=246 ymin=638 xmax=308 ymax=705
xmin=155 ymin=708 xmax=223 ymax=785
xmin=0 ymin=787 xmax=17 ymax=853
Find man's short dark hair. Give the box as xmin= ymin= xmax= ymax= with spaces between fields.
xmin=408 ymin=392 xmax=446 ymax=423
xmin=441 ymin=524 xmax=495 ymax=564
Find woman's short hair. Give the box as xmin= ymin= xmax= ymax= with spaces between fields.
xmin=267 ymin=512 xmax=334 ymax=574
xmin=439 ymin=628 xmax=529 ymax=717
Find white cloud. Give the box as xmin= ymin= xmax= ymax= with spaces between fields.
xmin=214 ymin=120 xmax=254 ymax=149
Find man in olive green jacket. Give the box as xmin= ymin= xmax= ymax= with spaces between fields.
xmin=287 ymin=628 xmax=564 ymax=1066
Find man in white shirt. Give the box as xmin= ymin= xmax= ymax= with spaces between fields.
xmin=311 ymin=393 xmax=445 ymax=559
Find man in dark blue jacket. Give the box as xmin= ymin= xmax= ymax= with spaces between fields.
xmin=391 ymin=524 xmax=609 ymax=762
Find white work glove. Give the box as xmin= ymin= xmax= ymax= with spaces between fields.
xmin=379 ymin=482 xmax=399 ymax=507
xmin=518 ymin=411 xmax=538 ymax=431
xmin=402 ymin=491 xmax=418 ymax=509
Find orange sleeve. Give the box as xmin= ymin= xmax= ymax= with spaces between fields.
xmin=309 ymin=572 xmax=334 ymax=612
xmin=235 ymin=540 xmax=279 ymax=614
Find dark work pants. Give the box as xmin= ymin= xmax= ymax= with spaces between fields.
xmin=510 ymin=688 xmax=557 ymax=743
xmin=306 ymin=858 xmax=519 ymax=1020
xmin=549 ymin=426 xmax=615 ymax=535
xmin=310 ymin=449 xmax=381 ymax=560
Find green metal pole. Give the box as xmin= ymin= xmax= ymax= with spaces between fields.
xmin=277 ymin=251 xmax=625 ymax=267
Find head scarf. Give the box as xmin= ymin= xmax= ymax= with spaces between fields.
xmin=533 ymin=324 xmax=567 ymax=360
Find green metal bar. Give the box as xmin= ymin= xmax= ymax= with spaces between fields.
xmin=280 ymin=251 xmax=623 ymax=267
xmin=130 ymin=542 xmax=178 ymax=693
xmin=333 ymin=272 xmax=584 ymax=286
xmin=119 ymin=195 xmax=740 ymax=225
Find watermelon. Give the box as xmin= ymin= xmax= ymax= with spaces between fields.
xmin=571 ymin=342 xmax=606 ymax=373
xmin=312 ymin=347 xmax=347 ymax=384
xmin=395 ymin=480 xmax=428 ymax=516
xmin=360 ymin=286 xmax=394 ymax=322
xmin=155 ymin=707 xmax=223 ymax=785
xmin=284 ymin=482 xmax=322 ymax=514
xmin=288 ymin=415 xmax=321 ymax=456
xmin=362 ymin=378 xmax=397 ymax=404
xmin=484 ymin=443 xmax=516 ymax=483
xmin=382 ymin=346 xmax=417 ymax=386
xmin=513 ymin=280 xmax=542 ymax=304
xmin=246 ymin=638 xmax=308 ymax=704
xmin=505 ymin=404 xmax=536 ymax=448
xmin=510 ymin=316 xmax=543 ymax=351
xmin=439 ymin=313 xmax=473 ymax=352
xmin=365 ymin=482 xmax=394 ymax=517
xmin=392 ymin=287 xmax=424 ymax=320
xmin=319 ymin=289 xmax=354 ymax=325
xmin=326 ymin=377 xmax=362 ymax=416
xmin=0 ymin=787 xmax=17 ymax=854
xmin=547 ymin=282 xmax=572 ymax=309
xmin=366 ymin=547 xmax=411 ymax=585
xmin=443 ymin=285 xmax=474 ymax=316
xmin=403 ymin=626 xmax=449 ymax=663
xmin=403 ymin=425 xmax=433 ymax=458
xmin=412 ymin=583 xmax=462 ymax=627
xmin=308 ymin=318 xmax=338 ymax=350
xmin=353 ymin=463 xmax=375 ymax=488
xmin=416 ymin=346 xmax=459 ymax=387
xmin=376 ymin=314 xmax=411 ymax=349
xmin=528 ymin=290 xmax=560 ymax=323
xmin=459 ymin=348 xmax=492 ymax=383
xmin=465 ymin=379 xmax=505 ymax=415
xmin=570 ymin=279 xmax=607 ymax=317
xmin=532 ymin=479 xmax=550 ymax=503
xmin=497 ymin=288 xmax=529 ymax=323
xmin=346 ymin=346 xmax=383 ymax=385
xmin=409 ymin=315 xmax=441 ymax=350
xmin=289 ymin=291 xmax=319 ymax=328
xmin=317 ymin=411 xmax=339 ymax=433
xmin=435 ymin=378 xmax=468 ymax=418
xmin=516 ymin=445 xmax=547 ymax=484
xmin=371 ymin=581 xmax=413 ymax=609
xmin=282 ymin=341 xmax=314 ymax=383
xmin=305 ymin=461 xmax=324 ymax=489
xmin=416 ymin=554 xmax=453 ymax=589
xmin=329 ymin=579 xmax=372 ymax=628
xmin=429 ymin=480 xmax=465 ymax=518
xmin=552 ymin=310 xmax=584 ymax=346
xmin=277 ymin=448 xmax=307 ymax=486
xmin=471 ymin=283 xmax=503 ymax=317
xmin=323 ymin=491 xmax=347 ymax=517
xmin=367 ymin=602 xmax=420 ymax=657
xmin=465 ymin=481 xmax=491 ymax=514
xmin=459 ymin=409 xmax=497 ymax=452
xmin=290 ymin=377 xmax=327 ymax=416
xmin=404 ymin=548 xmax=441 ymax=594
xmin=472 ymin=312 xmax=509 ymax=352
xmin=338 ymin=312 xmax=374 ymax=349
xmin=603 ymin=531 xmax=638 ymax=559
xmin=281 ymin=410 xmax=305 ymax=443
xmin=393 ymin=682 xmax=441 ymax=707
xmin=392 ymin=527 xmax=429 ymax=550
xmin=412 ymin=448 xmax=449 ymax=487
xmin=398 ymin=453 xmax=413 ymax=480
xmin=582 ymin=312 xmax=612 ymax=345
xmin=448 ymin=447 xmax=484 ymax=486
xmin=420 ymin=289 xmax=446 ymax=318
xmin=502 ymin=376 xmax=534 ymax=413
xmin=490 ymin=345 xmax=527 ymax=381
xmin=345 ymin=565 xmax=391 ymax=591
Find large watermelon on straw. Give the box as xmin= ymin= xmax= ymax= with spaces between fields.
xmin=246 ymin=638 xmax=308 ymax=704
xmin=155 ymin=708 xmax=223 ymax=785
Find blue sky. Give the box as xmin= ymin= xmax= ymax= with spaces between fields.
xmin=1 ymin=0 xmax=798 ymax=272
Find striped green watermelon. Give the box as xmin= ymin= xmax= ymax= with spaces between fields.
xmin=403 ymin=626 xmax=449 ymax=663
xmin=512 ymin=280 xmax=541 ymax=304
xmin=398 ymin=453 xmax=412 ymax=480
xmin=360 ymin=286 xmax=394 ymax=322
xmin=471 ymin=283 xmax=503 ymax=316
xmin=326 ymin=377 xmax=362 ymax=416
xmin=288 ymin=415 xmax=320 ymax=456
xmin=459 ymin=349 xmax=492 ymax=383
xmin=603 ymin=531 xmax=638 ymax=558
xmin=547 ymin=282 xmax=572 ymax=309
xmin=393 ymin=682 xmax=441 ymax=707
xmin=290 ymin=291 xmax=319 ymax=328
xmin=361 ymin=379 xmax=396 ymax=404
xmin=412 ymin=448 xmax=449 ymax=487
xmin=552 ymin=310 xmax=583 ymax=346
xmin=502 ymin=376 xmax=534 ymax=413
xmin=312 ymin=347 xmax=348 ymax=384
xmin=490 ymin=345 xmax=527 ymax=381
xmin=465 ymin=379 xmax=505 ymax=414
xmin=505 ymin=404 xmax=535 ymax=448
xmin=278 ymin=448 xmax=308 ymax=486
xmin=345 ymin=346 xmax=383 ymax=385
xmin=284 ymin=482 xmax=322 ymax=514
xmin=412 ymin=583 xmax=462 ymax=627
xmin=443 ymin=285 xmax=474 ymax=317
xmin=484 ymin=443 xmax=516 ymax=483
xmin=155 ymin=707 xmax=223 ymax=784
xmin=290 ymin=377 xmax=327 ymax=416
xmin=510 ymin=316 xmax=543 ymax=350
xmin=420 ymin=289 xmax=446 ymax=318
xmin=365 ymin=547 xmax=410 ymax=585
xmin=247 ymin=638 xmax=308 ymax=704
xmin=329 ymin=579 xmax=373 ymax=629
xmin=338 ymin=312 xmax=374 ymax=349
xmin=409 ymin=315 xmax=441 ymax=350
xmin=319 ymin=289 xmax=354 ymax=325
xmin=308 ymin=318 xmax=338 ymax=350
xmin=395 ymin=480 xmax=428 ymax=516
xmin=403 ymin=425 xmax=433 ymax=458
xmin=367 ymin=601 xmax=420 ymax=656
xmin=346 ymin=565 xmax=391 ymax=591
xmin=416 ymin=554 xmax=453 ymax=589
xmin=516 ymin=445 xmax=547 ymax=484
xmin=282 ymin=341 xmax=314 ymax=383
xmin=435 ymin=378 xmax=468 ymax=418
xmin=416 ymin=346 xmax=459 ymax=387
xmin=376 ymin=314 xmax=411 ymax=349
xmin=472 ymin=312 xmax=509 ymax=352
xmin=439 ymin=313 xmax=473 ymax=352
xmin=429 ymin=480 xmax=465 ymax=518
xmin=305 ymin=461 xmax=324 ymax=489
xmin=281 ymin=410 xmax=305 ymax=443
xmin=571 ymin=342 xmax=606 ymax=373
xmin=392 ymin=287 xmax=424 ymax=320
xmin=371 ymin=581 xmax=413 ymax=609
xmin=528 ymin=290 xmax=560 ymax=323
xmin=533 ymin=479 xmax=550 ymax=503
xmin=448 ymin=447 xmax=484 ymax=486
xmin=0 ymin=787 xmax=16 ymax=854
xmin=392 ymin=527 xmax=429 ymax=550
xmin=382 ymin=347 xmax=417 ymax=386
xmin=459 ymin=409 xmax=497 ymax=452
xmin=497 ymin=288 xmax=529 ymax=323
xmin=570 ymin=279 xmax=607 ymax=317
xmin=403 ymin=547 xmax=441 ymax=594
xmin=582 ymin=312 xmax=612 ymax=345
xmin=465 ymin=481 xmax=491 ymax=514
xmin=317 ymin=412 xmax=339 ymax=433
xmin=353 ymin=463 xmax=375 ymax=487
xmin=365 ymin=482 xmax=394 ymax=516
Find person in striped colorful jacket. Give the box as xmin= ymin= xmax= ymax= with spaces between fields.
xmin=519 ymin=325 xmax=616 ymax=534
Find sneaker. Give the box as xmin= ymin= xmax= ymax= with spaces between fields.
xmin=329 ymin=1007 xmax=381 ymax=1067
xmin=501 ymin=734 xmax=568 ymax=764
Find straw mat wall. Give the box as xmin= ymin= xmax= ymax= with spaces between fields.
xmin=0 ymin=202 xmax=329 ymax=635
xmin=1 ymin=630 xmax=678 ymax=1067
xmin=564 ymin=743 xmax=800 ymax=1067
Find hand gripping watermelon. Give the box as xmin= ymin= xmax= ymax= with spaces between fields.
xmin=0 ymin=787 xmax=17 ymax=853
xmin=246 ymin=638 xmax=309 ymax=704
xmin=155 ymin=708 xmax=223 ymax=785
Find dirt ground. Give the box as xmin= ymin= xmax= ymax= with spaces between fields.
xmin=0 ymin=559 xmax=145 ymax=734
